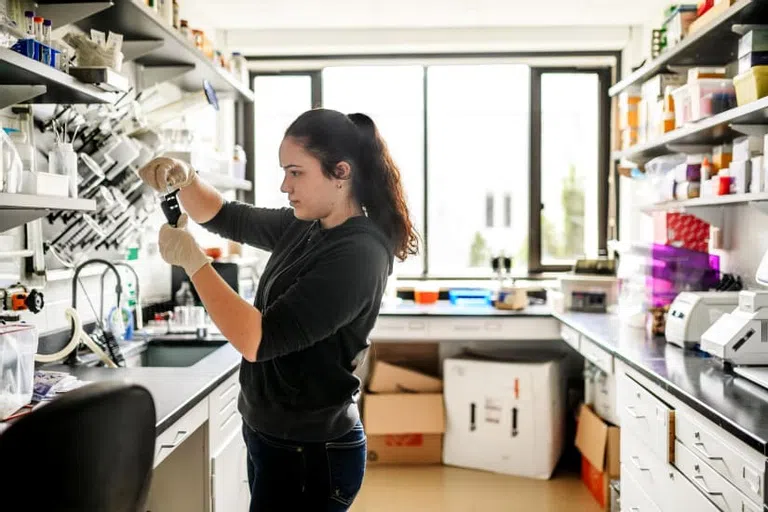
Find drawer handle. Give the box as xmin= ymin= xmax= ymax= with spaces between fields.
xmin=408 ymin=322 xmax=425 ymax=330
xmin=160 ymin=429 xmax=188 ymax=450
xmin=454 ymin=325 xmax=481 ymax=332
xmin=630 ymin=456 xmax=650 ymax=472
xmin=694 ymin=475 xmax=724 ymax=497
xmin=693 ymin=442 xmax=723 ymax=461
xmin=625 ymin=406 xmax=645 ymax=419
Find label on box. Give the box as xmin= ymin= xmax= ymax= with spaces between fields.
xmin=384 ymin=434 xmax=424 ymax=447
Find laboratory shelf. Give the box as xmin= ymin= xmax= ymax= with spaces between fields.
xmin=197 ymin=171 xmax=252 ymax=192
xmin=613 ymin=95 xmax=768 ymax=163
xmin=61 ymin=0 xmax=254 ymax=102
xmin=0 ymin=193 xmax=96 ymax=233
xmin=642 ymin=192 xmax=768 ymax=213
xmin=0 ymin=47 xmax=115 ymax=109
xmin=610 ymin=0 xmax=768 ymax=97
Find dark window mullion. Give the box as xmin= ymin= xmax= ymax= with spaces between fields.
xmin=422 ymin=65 xmax=429 ymax=278
xmin=529 ymin=69 xmax=543 ymax=273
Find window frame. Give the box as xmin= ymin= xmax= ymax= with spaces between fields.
xmin=247 ymin=53 xmax=618 ymax=278
xmin=528 ymin=66 xmax=612 ymax=273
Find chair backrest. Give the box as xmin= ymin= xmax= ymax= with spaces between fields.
xmin=0 ymin=380 xmax=156 ymax=512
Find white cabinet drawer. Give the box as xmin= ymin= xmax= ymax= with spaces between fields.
xmin=155 ymin=398 xmax=208 ymax=468
xmin=619 ymin=373 xmax=674 ymax=463
xmin=622 ymin=432 xmax=721 ymax=512
xmin=581 ymin=336 xmax=614 ymax=374
xmin=621 ymin=466 xmax=662 ymax=512
xmin=621 ymin=434 xmax=668 ymax=508
xmin=370 ymin=317 xmax=429 ymax=340
xmin=429 ymin=318 xmax=505 ymax=340
xmin=676 ymin=410 xmax=765 ymax=505
xmin=675 ymin=440 xmax=762 ymax=512
xmin=209 ymin=372 xmax=242 ymax=452
xmin=560 ymin=324 xmax=581 ymax=351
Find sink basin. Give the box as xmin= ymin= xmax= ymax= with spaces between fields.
xmin=132 ymin=338 xmax=228 ymax=368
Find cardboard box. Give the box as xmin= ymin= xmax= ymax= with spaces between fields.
xmin=653 ymin=212 xmax=710 ymax=253
xmin=364 ymin=393 xmax=445 ymax=465
xmin=442 ymin=355 xmax=564 ymax=479
xmin=368 ymin=361 xmax=443 ymax=393
xmin=689 ymin=0 xmax=733 ymax=35
xmin=577 ymin=407 xmax=620 ymax=507
xmin=367 ymin=434 xmax=443 ymax=465
xmin=575 ymin=404 xmax=620 ymax=510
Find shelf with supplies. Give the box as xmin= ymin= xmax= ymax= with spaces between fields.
xmin=51 ymin=0 xmax=254 ymax=102
xmin=0 ymin=47 xmax=116 ymax=109
xmin=640 ymin=192 xmax=768 ymax=237
xmin=613 ymin=95 xmax=768 ymax=164
xmin=197 ymin=171 xmax=252 ymax=192
xmin=609 ymin=0 xmax=768 ymax=98
xmin=0 ymin=193 xmax=96 ymax=233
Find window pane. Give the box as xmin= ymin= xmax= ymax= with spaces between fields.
xmin=427 ymin=65 xmax=530 ymax=276
xmin=253 ymin=76 xmax=313 ymax=208
xmin=322 ymin=66 xmax=425 ymax=276
xmin=540 ymin=73 xmax=599 ymax=265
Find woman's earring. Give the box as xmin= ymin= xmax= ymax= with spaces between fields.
xmin=337 ymin=183 xmax=342 ymax=189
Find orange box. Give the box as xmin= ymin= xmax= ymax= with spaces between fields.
xmin=575 ymin=405 xmax=620 ymax=510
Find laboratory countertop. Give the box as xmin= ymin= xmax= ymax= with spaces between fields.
xmin=555 ymin=311 xmax=768 ymax=456
xmin=44 ymin=342 xmax=242 ymax=436
xmin=378 ymin=300 xmax=553 ymax=317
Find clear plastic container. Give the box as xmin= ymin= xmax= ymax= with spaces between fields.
xmin=689 ymin=78 xmax=735 ymax=120
xmin=0 ymin=323 xmax=39 ymax=419
xmin=671 ymin=84 xmax=691 ymax=127
xmin=0 ymin=128 xmax=23 ymax=193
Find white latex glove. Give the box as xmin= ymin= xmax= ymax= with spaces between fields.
xmin=138 ymin=157 xmax=196 ymax=193
xmin=158 ymin=214 xmax=210 ymax=277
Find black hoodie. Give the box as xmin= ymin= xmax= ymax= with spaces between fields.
xmin=202 ymin=202 xmax=393 ymax=442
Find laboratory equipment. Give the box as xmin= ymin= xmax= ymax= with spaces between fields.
xmin=700 ymin=291 xmax=768 ymax=365
xmin=665 ymin=291 xmax=740 ymax=348
xmin=160 ymin=189 xmax=182 ymax=226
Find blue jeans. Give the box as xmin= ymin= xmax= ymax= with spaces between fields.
xmin=242 ymin=421 xmax=367 ymax=511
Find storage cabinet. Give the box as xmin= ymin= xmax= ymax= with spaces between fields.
xmin=211 ymin=430 xmax=250 ymax=512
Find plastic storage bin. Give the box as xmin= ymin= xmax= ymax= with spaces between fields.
xmin=0 ymin=323 xmax=39 ymax=419
xmin=734 ymin=66 xmax=768 ymax=106
xmin=671 ymin=85 xmax=692 ymax=127
xmin=672 ymin=79 xmax=736 ymax=126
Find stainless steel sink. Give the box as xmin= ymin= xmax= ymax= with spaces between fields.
xmin=126 ymin=338 xmax=228 ymax=368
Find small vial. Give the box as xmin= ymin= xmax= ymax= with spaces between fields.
xmin=24 ymin=11 xmax=34 ymax=38
xmin=42 ymin=19 xmax=52 ymax=45
xmin=33 ymin=16 xmax=43 ymax=41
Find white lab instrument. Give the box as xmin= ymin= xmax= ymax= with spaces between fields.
xmin=700 ymin=291 xmax=768 ymax=365
xmin=665 ymin=291 xmax=740 ymax=348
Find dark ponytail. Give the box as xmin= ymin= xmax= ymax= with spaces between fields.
xmin=285 ymin=108 xmax=419 ymax=261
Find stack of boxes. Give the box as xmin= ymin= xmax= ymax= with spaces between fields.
xmin=364 ymin=357 xmax=446 ymax=465
xmin=699 ymin=135 xmax=766 ymax=198
xmin=734 ymin=28 xmax=768 ymax=106
xmin=618 ymin=87 xmax=640 ymax=150
xmin=639 ymin=73 xmax=685 ymax=144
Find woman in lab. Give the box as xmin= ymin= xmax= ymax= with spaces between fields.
xmin=138 ymin=108 xmax=418 ymax=511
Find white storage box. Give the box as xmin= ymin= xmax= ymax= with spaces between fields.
xmin=0 ymin=323 xmax=39 ymax=419
xmin=443 ymin=354 xmax=564 ymax=479
xmin=21 ymin=171 xmax=69 ymax=197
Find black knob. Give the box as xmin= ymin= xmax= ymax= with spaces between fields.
xmin=25 ymin=289 xmax=45 ymax=314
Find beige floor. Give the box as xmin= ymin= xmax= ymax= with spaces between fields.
xmin=351 ymin=465 xmax=601 ymax=512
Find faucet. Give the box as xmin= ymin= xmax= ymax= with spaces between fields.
xmin=100 ymin=262 xmax=142 ymax=331
xmin=67 ymin=259 xmax=123 ymax=366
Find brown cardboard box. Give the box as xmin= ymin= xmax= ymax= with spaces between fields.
xmin=364 ymin=393 xmax=445 ymax=465
xmin=368 ymin=361 xmax=443 ymax=393
xmin=575 ymin=404 xmax=620 ymax=510
xmin=365 ymin=394 xmax=445 ymax=435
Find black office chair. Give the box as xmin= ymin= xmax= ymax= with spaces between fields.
xmin=0 ymin=381 xmax=156 ymax=512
